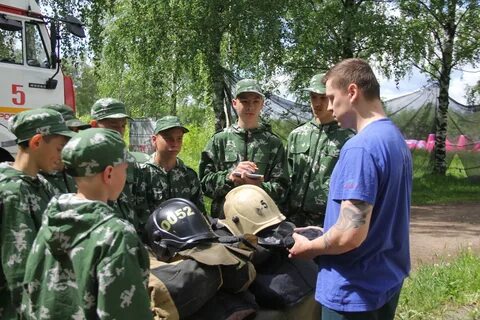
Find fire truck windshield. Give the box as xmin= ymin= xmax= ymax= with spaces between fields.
xmin=0 ymin=19 xmax=49 ymax=68
xmin=25 ymin=22 xmax=49 ymax=68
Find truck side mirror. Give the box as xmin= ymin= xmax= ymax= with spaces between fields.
xmin=63 ymin=15 xmax=85 ymax=38
xmin=0 ymin=15 xmax=22 ymax=32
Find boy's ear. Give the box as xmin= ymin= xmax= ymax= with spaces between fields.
xmin=28 ymin=134 xmax=43 ymax=150
xmin=102 ymin=165 xmax=114 ymax=184
xmin=90 ymin=119 xmax=98 ymax=128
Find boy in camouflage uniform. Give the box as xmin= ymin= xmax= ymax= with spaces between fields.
xmin=0 ymin=109 xmax=75 ymax=319
xmin=135 ymin=116 xmax=205 ymax=229
xmin=38 ymin=104 xmax=83 ymax=194
xmin=199 ymin=79 xmax=289 ymax=218
xmin=90 ymin=98 xmax=139 ymax=230
xmin=285 ymin=73 xmax=354 ymax=227
xmin=21 ymin=128 xmax=152 ymax=320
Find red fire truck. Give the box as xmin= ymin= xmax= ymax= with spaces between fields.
xmin=0 ymin=0 xmax=84 ymax=158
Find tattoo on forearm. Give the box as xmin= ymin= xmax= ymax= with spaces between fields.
xmin=334 ymin=200 xmax=370 ymax=231
xmin=323 ymin=232 xmax=331 ymax=250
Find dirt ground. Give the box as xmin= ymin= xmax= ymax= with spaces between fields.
xmin=410 ymin=203 xmax=480 ymax=268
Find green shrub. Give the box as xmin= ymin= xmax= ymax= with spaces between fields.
xmin=179 ymin=117 xmax=215 ymax=172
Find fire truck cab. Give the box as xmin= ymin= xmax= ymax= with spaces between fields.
xmin=0 ymin=0 xmax=84 ymax=158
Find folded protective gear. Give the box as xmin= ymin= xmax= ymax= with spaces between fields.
xmin=150 ymin=259 xmax=220 ymax=319
xmin=184 ymin=290 xmax=258 ymax=320
xmin=149 ymin=243 xmax=256 ymax=319
xmin=250 ymin=253 xmax=318 ymax=309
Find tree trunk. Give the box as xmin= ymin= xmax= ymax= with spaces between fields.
xmin=341 ymin=0 xmax=356 ymax=58
xmin=434 ymin=83 xmax=449 ymax=175
xmin=433 ymin=1 xmax=456 ymax=175
xmin=211 ymin=67 xmax=226 ymax=131
xmin=171 ymin=67 xmax=177 ymax=116
xmin=208 ymin=34 xmax=226 ymax=131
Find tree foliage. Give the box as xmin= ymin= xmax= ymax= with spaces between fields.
xmin=399 ymin=1 xmax=480 ymax=81
xmin=73 ymin=62 xmax=100 ymax=115
xmin=39 ymin=0 xmax=92 ymax=62
xmin=86 ymin=0 xmax=288 ymax=126
xmin=39 ymin=0 xmax=480 ymax=168
xmin=398 ymin=0 xmax=480 ymax=174
xmin=283 ymin=0 xmax=402 ymax=91
xmin=43 ymin=1 xmax=405 ymax=127
xmin=466 ymin=80 xmax=480 ymax=105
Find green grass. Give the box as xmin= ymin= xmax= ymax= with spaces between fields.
xmin=411 ymin=150 xmax=480 ymax=205
xmin=396 ymin=250 xmax=480 ymax=320
xmin=411 ymin=150 xmax=480 ymax=178
xmin=412 ymin=175 xmax=480 ymax=205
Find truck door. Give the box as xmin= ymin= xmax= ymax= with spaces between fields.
xmin=0 ymin=15 xmax=66 ymax=124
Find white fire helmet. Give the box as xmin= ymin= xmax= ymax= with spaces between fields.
xmin=222 ymin=185 xmax=285 ymax=236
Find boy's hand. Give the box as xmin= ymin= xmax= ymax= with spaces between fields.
xmin=229 ymin=161 xmax=262 ymax=186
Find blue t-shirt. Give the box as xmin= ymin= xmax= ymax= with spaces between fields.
xmin=316 ymin=118 xmax=412 ymax=312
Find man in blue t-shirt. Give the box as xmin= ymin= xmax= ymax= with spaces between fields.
xmin=289 ymin=58 xmax=412 ymax=320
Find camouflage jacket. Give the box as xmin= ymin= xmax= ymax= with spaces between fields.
xmin=0 ymin=163 xmax=55 ymax=319
xmin=285 ymin=120 xmax=354 ymax=226
xmin=199 ymin=123 xmax=289 ymax=218
xmin=21 ymin=194 xmax=152 ymax=320
xmin=135 ymin=156 xmax=205 ymax=229
xmin=38 ymin=170 xmax=77 ymax=195
xmin=110 ymin=160 xmax=141 ymax=233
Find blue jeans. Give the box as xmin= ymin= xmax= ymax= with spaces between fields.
xmin=321 ymin=290 xmax=401 ymax=320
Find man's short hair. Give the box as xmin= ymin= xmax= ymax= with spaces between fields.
xmin=323 ymin=58 xmax=380 ymax=100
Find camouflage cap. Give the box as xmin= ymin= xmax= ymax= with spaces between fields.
xmin=65 ymin=118 xmax=91 ymax=130
xmin=90 ymin=98 xmax=133 ymax=121
xmin=62 ymin=128 xmax=134 ymax=177
xmin=42 ymin=104 xmax=75 ymax=121
xmin=9 ymin=108 xmax=76 ymax=143
xmin=302 ymin=73 xmax=327 ymax=94
xmin=154 ymin=116 xmax=189 ymax=134
xmin=43 ymin=104 xmax=90 ymax=129
xmin=235 ymin=79 xmax=265 ymax=99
